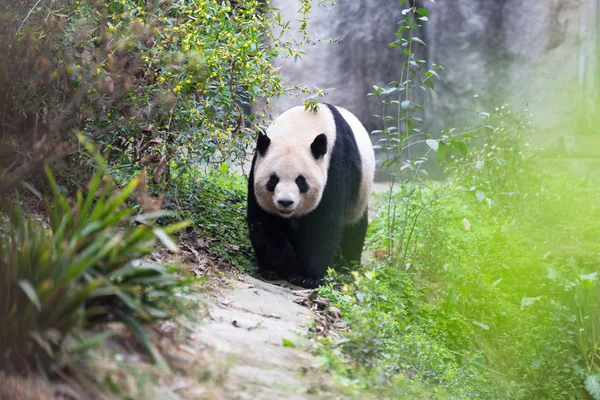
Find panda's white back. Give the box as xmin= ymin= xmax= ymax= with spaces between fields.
xmin=335 ymin=106 xmax=375 ymax=223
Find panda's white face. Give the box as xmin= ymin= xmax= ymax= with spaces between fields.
xmin=253 ymin=137 xmax=327 ymax=219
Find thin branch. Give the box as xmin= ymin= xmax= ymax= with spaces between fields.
xmin=15 ymin=0 xmax=46 ymax=38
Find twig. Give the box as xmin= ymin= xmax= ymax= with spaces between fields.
xmin=16 ymin=0 xmax=46 ymax=38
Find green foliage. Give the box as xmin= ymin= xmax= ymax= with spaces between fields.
xmin=314 ymin=25 xmax=600 ymax=392
xmin=71 ymin=0 xmax=286 ymax=170
xmin=586 ymin=374 xmax=600 ymax=400
xmin=1 ymin=0 xmax=332 ymax=192
xmin=168 ymin=165 xmax=254 ymax=271
xmin=367 ymin=1 xmax=468 ymax=266
xmin=0 ymin=165 xmax=188 ymax=374
xmin=445 ymin=104 xmax=535 ymax=207
xmin=318 ymin=105 xmax=600 ymax=398
xmin=368 ymin=0 xmax=453 ymax=174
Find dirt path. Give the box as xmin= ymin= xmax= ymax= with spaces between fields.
xmin=188 ymin=274 xmax=337 ymax=400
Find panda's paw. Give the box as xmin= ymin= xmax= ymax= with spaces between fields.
xmin=288 ymin=275 xmax=325 ymax=289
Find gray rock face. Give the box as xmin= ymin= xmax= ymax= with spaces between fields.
xmin=269 ymin=1 xmax=405 ymax=131
xmin=270 ymin=0 xmax=597 ymax=137
xmin=426 ymin=0 xmax=589 ymax=133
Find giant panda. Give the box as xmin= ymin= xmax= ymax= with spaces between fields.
xmin=247 ymin=103 xmax=375 ymax=288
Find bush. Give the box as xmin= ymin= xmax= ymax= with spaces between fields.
xmin=167 ymin=165 xmax=254 ymax=271
xmin=317 ymin=102 xmax=600 ymax=398
xmin=0 ymin=0 xmax=332 ymax=193
xmin=0 ymin=163 xmax=188 ymax=374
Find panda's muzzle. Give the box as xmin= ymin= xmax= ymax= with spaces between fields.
xmin=277 ymin=199 xmax=294 ymax=208
xmin=276 ymin=199 xmax=295 ymax=216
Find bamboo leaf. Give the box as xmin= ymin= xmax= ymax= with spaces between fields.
xmin=153 ymin=228 xmax=180 ymax=253
xmin=72 ymin=331 xmax=116 ymax=353
xmin=18 ymin=280 xmax=41 ymax=311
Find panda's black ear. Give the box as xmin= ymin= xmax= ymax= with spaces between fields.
xmin=311 ymin=133 xmax=328 ymax=159
xmin=257 ymin=132 xmax=271 ymax=156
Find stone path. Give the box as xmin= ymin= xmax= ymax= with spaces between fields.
xmin=190 ymin=275 xmax=336 ymax=400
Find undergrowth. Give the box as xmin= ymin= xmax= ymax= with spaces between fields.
xmin=315 ymin=128 xmax=600 ymax=398
xmin=0 ymin=160 xmax=189 ymax=379
xmin=166 ymin=164 xmax=254 ymax=272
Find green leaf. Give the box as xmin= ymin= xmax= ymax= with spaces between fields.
xmin=133 ymin=210 xmax=178 ymax=223
xmin=472 ymin=320 xmax=490 ymax=330
xmin=105 ymin=175 xmax=141 ymax=213
xmin=424 ymin=80 xmax=434 ymax=90
xmin=426 ymin=139 xmax=439 ymax=152
xmin=579 ymin=272 xmax=598 ymax=283
xmin=410 ymin=37 xmax=426 ymax=46
xmin=282 ymin=338 xmax=296 ymax=348
xmin=21 ymin=181 xmax=42 ymax=200
xmin=121 ymin=314 xmax=170 ymax=373
xmin=153 ymin=228 xmax=180 ymax=253
xmin=415 ymin=8 xmax=428 ymax=17
xmin=585 ymin=374 xmax=600 ymax=400
xmin=160 ymin=220 xmax=191 ymax=235
xmin=476 ymin=191 xmax=485 ymax=202
xmin=435 ymin=142 xmax=448 ymax=163
xmin=72 ymin=331 xmax=116 ymax=353
xmin=470 ymin=355 xmax=486 ymax=369
xmin=18 ymin=280 xmax=41 ymax=311
xmin=520 ymin=296 xmax=542 ymax=310
xmin=356 ymin=292 xmax=366 ymax=303
xmin=456 ymin=141 xmax=468 ymax=156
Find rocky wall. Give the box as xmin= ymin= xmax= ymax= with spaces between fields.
xmin=270 ymin=0 xmax=596 ymax=136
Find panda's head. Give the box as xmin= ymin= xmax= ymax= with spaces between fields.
xmin=253 ymin=131 xmax=329 ymax=218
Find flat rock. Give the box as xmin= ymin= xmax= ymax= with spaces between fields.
xmin=191 ymin=275 xmax=335 ymax=400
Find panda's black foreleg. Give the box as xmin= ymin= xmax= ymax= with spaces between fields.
xmin=248 ymin=221 xmax=303 ymax=279
xmin=247 ymin=172 xmax=304 ymax=279
xmin=338 ymin=208 xmax=369 ymax=270
xmin=292 ymin=210 xmax=345 ymax=288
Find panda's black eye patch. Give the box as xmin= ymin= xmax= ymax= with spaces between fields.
xmin=266 ymin=174 xmax=279 ymax=192
xmin=295 ymin=175 xmax=309 ymax=193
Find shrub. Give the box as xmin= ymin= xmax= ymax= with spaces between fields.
xmin=319 ymin=120 xmax=600 ymax=398
xmin=0 ymin=0 xmax=332 ymax=193
xmin=0 ymin=163 xmax=188 ymax=374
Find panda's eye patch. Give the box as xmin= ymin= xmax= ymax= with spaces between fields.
xmin=266 ymin=174 xmax=279 ymax=192
xmin=295 ymin=175 xmax=309 ymax=193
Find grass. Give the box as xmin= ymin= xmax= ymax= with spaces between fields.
xmin=314 ymin=161 xmax=600 ymax=399
xmin=164 ymin=164 xmax=254 ymax=272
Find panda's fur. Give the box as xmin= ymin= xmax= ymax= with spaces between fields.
xmin=247 ymin=103 xmax=375 ymax=288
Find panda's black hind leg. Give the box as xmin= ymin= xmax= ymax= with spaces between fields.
xmin=338 ymin=208 xmax=369 ymax=270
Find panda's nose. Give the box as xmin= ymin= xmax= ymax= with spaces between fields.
xmin=277 ymin=199 xmax=294 ymax=208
